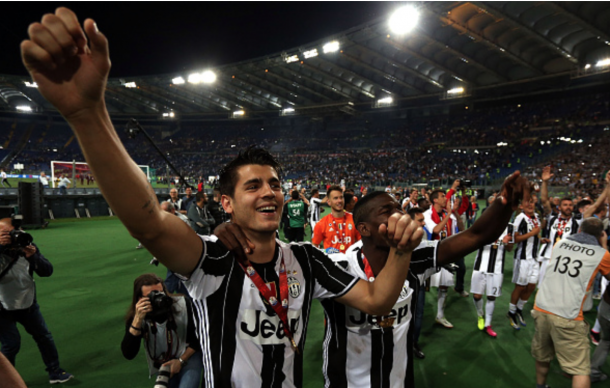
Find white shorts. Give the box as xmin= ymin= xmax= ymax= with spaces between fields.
xmin=512 ymin=257 xmax=539 ymax=286
xmin=310 ymin=220 xmax=317 ymax=234
xmin=430 ymin=268 xmax=454 ymax=288
xmin=470 ymin=271 xmax=503 ymax=297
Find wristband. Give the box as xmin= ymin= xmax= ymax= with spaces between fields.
xmin=178 ymin=357 xmax=188 ymax=366
xmin=130 ymin=325 xmax=142 ymax=332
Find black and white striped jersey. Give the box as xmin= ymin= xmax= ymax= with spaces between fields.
xmin=473 ymin=227 xmax=510 ymax=274
xmin=321 ymin=239 xmax=439 ymax=388
xmin=514 ymin=212 xmax=540 ymax=260
xmin=181 ymin=235 xmax=359 ymax=388
xmin=539 ymin=215 xmax=581 ymax=259
xmin=310 ymin=197 xmax=323 ymax=223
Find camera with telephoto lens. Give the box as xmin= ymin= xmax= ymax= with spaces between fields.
xmin=146 ymin=290 xmax=173 ymax=320
xmin=458 ymin=179 xmax=472 ymax=188
xmin=9 ymin=229 xmax=33 ymax=248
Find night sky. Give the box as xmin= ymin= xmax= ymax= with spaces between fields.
xmin=2 ymin=2 xmax=399 ymax=78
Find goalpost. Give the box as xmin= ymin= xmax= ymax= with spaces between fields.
xmin=50 ymin=161 xmax=154 ymax=187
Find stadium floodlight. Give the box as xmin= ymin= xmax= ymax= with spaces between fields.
xmin=172 ymin=76 xmax=185 ymax=84
xmin=303 ymin=49 xmax=318 ymax=59
xmin=233 ymin=110 xmax=245 ymax=116
xmin=24 ymin=81 xmax=38 ymax=88
xmin=584 ymin=64 xmax=591 ymax=70
xmin=596 ymin=58 xmax=610 ymax=67
xmin=285 ymin=54 xmax=300 ymax=63
xmin=447 ymin=87 xmax=465 ymax=95
xmin=201 ymin=70 xmax=216 ymax=84
xmin=123 ymin=82 xmax=137 ymax=88
xmin=188 ymin=73 xmax=202 ymax=84
xmin=389 ymin=5 xmax=419 ymax=35
xmin=378 ymin=97 xmax=393 ymax=104
xmin=16 ymin=105 xmax=32 ymax=112
xmin=323 ymin=41 xmax=340 ymax=54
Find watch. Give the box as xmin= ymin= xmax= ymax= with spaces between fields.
xmin=178 ymin=357 xmax=188 ymax=366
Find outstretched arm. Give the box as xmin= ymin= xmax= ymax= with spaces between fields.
xmin=584 ymin=171 xmax=610 ymax=219
xmin=540 ymin=166 xmax=553 ymax=216
xmin=437 ymin=171 xmax=530 ymax=265
xmin=21 ymin=8 xmax=201 ymax=276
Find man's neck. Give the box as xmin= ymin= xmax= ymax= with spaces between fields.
xmin=331 ymin=209 xmax=345 ymax=218
xmin=560 ymin=213 xmax=571 ymax=220
xmin=361 ymin=243 xmax=389 ymax=277
xmin=242 ymin=229 xmax=277 ymax=264
xmin=433 ymin=204 xmax=444 ymax=213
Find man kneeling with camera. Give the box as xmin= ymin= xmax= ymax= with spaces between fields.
xmin=121 ymin=274 xmax=202 ymax=388
xmin=0 ymin=217 xmax=74 ymax=384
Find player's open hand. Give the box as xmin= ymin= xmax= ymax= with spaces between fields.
xmin=541 ymin=166 xmax=553 ymax=182
xmin=21 ymin=7 xmax=110 ymax=121
xmin=378 ymin=212 xmax=423 ymax=253
xmin=499 ymin=171 xmax=531 ymax=211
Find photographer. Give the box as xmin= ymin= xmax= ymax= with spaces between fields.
xmin=0 ymin=218 xmax=73 ymax=384
xmin=121 ymin=274 xmax=201 ymax=388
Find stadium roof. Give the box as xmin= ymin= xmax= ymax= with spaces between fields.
xmin=2 ymin=1 xmax=610 ymax=118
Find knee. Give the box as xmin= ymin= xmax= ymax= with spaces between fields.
xmin=1 ymin=338 xmax=21 ymax=356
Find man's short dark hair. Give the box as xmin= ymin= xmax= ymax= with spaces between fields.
xmin=327 ymin=185 xmax=343 ymax=197
xmin=344 ymin=192 xmax=354 ymax=205
xmin=218 ymin=147 xmax=283 ymax=197
xmin=291 ymin=190 xmax=300 ymax=200
xmin=417 ymin=198 xmax=428 ymax=207
xmin=196 ymin=190 xmax=206 ymax=201
xmin=408 ymin=208 xmax=424 ymax=219
xmin=353 ymin=191 xmax=390 ymax=225
xmin=311 ymin=189 xmax=319 ymax=196
xmin=560 ymin=197 xmax=573 ymax=204
xmin=580 ymin=217 xmax=604 ymax=238
xmin=345 ymin=188 xmax=355 ymax=194
xmin=430 ymin=189 xmax=445 ymax=202
xmin=576 ymin=199 xmax=592 ymax=211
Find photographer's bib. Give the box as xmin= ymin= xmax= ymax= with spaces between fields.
xmin=535 ymin=240 xmax=605 ymax=320
xmin=0 ymin=257 xmax=35 ymax=310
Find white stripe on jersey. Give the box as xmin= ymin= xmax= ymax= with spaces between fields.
xmin=322 ymin=239 xmax=439 ymax=388
xmin=310 ymin=197 xmax=323 ymax=223
xmin=514 ymin=212 xmax=540 ymax=261
xmin=473 ymin=227 xmax=510 ymax=274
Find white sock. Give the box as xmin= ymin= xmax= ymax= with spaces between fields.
xmin=485 ymin=300 xmax=495 ymax=327
xmin=593 ymin=318 xmax=601 ymax=333
xmin=437 ymin=289 xmax=447 ymax=318
xmin=517 ymin=299 xmax=527 ymax=310
xmin=473 ymin=298 xmax=484 ymax=317
xmin=509 ymin=303 xmax=517 ymax=314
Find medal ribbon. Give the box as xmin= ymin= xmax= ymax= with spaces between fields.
xmin=556 ymin=217 xmax=569 ymax=238
xmin=237 ymin=254 xmax=299 ymax=353
xmin=361 ymin=253 xmax=375 ymax=281
xmin=525 ymin=214 xmax=539 ymax=229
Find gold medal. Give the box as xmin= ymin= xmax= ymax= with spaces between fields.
xmin=291 ymin=338 xmax=300 ymax=354
xmin=340 ymin=244 xmax=345 ymax=251
xmin=378 ymin=318 xmax=395 ymax=328
xmin=556 ymin=236 xmax=561 ymax=243
xmin=492 ymin=244 xmax=498 ymax=250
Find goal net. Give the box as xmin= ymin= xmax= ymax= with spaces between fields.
xmin=50 ymin=161 xmax=154 ymax=188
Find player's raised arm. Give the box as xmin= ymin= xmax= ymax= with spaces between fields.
xmin=437 ymin=171 xmax=530 ymax=264
xmin=335 ymin=212 xmax=423 ymax=315
xmin=21 ymin=8 xmax=202 ymax=275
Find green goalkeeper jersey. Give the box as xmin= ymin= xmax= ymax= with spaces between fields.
xmin=287 ymin=201 xmax=306 ymax=228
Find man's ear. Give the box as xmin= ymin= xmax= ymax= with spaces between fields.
xmin=357 ymin=222 xmax=371 ymax=237
xmin=221 ymin=195 xmax=234 ymax=215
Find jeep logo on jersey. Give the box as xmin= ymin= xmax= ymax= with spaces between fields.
xmin=346 ymin=297 xmax=411 ymax=330
xmin=331 ymin=236 xmax=351 ymax=245
xmin=239 ymin=309 xmax=301 ymax=345
xmin=288 ymin=276 xmax=301 ymax=298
